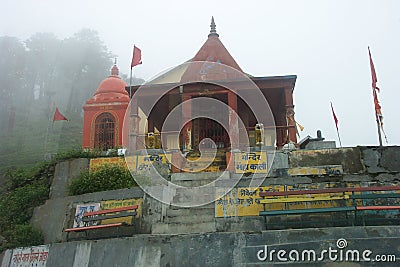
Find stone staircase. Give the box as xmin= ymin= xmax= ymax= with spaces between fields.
xmin=181 ymin=149 xmax=227 ymax=172
xmin=151 ymin=171 xmax=230 ymax=234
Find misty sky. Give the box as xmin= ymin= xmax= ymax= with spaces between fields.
xmin=2 ymin=0 xmax=399 ymax=147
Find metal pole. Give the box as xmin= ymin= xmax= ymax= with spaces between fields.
xmin=336 ymin=129 xmax=342 ymax=148
xmin=129 ymin=67 xmax=133 ymax=98
xmin=375 ymin=113 xmax=383 ymax=147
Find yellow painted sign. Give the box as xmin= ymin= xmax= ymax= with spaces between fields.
xmin=234 ymin=152 xmax=268 ymax=174
xmin=287 ymin=165 xmax=343 ymax=176
xmin=89 ymin=157 xmax=127 ymax=172
xmin=100 ymin=198 xmax=143 ymax=225
xmin=136 ymin=154 xmax=170 ymax=174
xmin=215 ymin=186 xmax=284 ymax=217
xmin=215 ymin=184 xmax=359 ymax=217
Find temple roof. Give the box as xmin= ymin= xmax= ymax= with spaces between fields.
xmin=86 ymin=63 xmax=130 ymax=104
xmin=190 ymin=17 xmax=242 ymax=72
xmin=180 ymin=17 xmax=243 ymax=82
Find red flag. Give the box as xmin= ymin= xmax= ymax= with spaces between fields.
xmin=373 ymin=90 xmax=383 ymax=127
xmin=330 ymin=102 xmax=339 ymax=131
xmin=131 ymin=45 xmax=142 ymax=68
xmin=368 ymin=46 xmax=379 ymax=91
xmin=53 ymin=108 xmax=68 ymax=121
xmin=368 ymin=47 xmax=384 ymax=128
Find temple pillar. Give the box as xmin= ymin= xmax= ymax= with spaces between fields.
xmin=284 ymin=88 xmax=297 ymax=144
xmin=182 ymin=93 xmax=192 ymax=151
xmin=129 ymin=97 xmax=140 ymax=151
xmin=228 ymin=91 xmax=239 ymax=150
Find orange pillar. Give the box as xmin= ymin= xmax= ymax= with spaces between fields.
xmin=228 ymin=91 xmax=239 ymax=150
xmin=284 ymin=88 xmax=297 ymax=144
xmin=182 ymin=94 xmax=192 ymax=151
xmin=129 ymin=98 xmax=140 ymax=151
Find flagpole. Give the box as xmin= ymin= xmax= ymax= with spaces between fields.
xmin=129 ymin=67 xmax=133 ymax=98
xmin=375 ymin=107 xmax=383 ymax=147
xmin=336 ymin=128 xmax=342 ymax=148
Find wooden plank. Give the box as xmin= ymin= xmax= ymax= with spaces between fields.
xmin=64 ymin=222 xmax=124 ymax=232
xmin=259 ymin=186 xmax=400 ymax=197
xmin=356 ymin=206 xmax=400 ymax=211
xmin=259 ymin=195 xmax=349 ymax=204
xmin=260 ymin=188 xmax=348 ymax=197
xmin=82 ymin=211 xmax=137 ymax=222
xmin=83 ymin=205 xmax=138 ymax=217
xmin=351 ymin=186 xmax=400 ymax=192
xmin=350 ymin=193 xmax=400 ymax=199
xmin=259 ymin=206 xmax=355 ymax=216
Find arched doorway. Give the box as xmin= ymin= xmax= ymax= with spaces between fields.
xmin=94 ymin=112 xmax=116 ymax=150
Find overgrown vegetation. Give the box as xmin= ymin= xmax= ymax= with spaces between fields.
xmin=0 ymin=162 xmax=52 ymax=252
xmin=68 ymin=164 xmax=138 ymax=195
xmin=0 ymin=149 xmax=133 ymax=252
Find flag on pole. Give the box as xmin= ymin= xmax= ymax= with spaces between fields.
xmin=330 ymin=101 xmax=342 ymax=147
xmin=330 ymin=102 xmax=339 ymax=131
xmin=368 ymin=46 xmax=379 ymax=91
xmin=368 ymin=47 xmax=385 ymax=127
xmin=53 ymin=108 xmax=68 ymax=122
xmin=131 ymin=45 xmax=142 ymax=68
xmin=368 ymin=47 xmax=387 ymax=144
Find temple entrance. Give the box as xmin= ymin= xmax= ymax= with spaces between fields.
xmin=94 ymin=112 xmax=116 ymax=150
xmin=192 ymin=118 xmax=229 ymax=150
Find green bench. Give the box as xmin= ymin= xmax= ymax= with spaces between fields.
xmin=349 ymin=187 xmax=400 ymax=225
xmin=259 ymin=186 xmax=400 ymax=230
xmin=64 ymin=205 xmax=138 ymax=240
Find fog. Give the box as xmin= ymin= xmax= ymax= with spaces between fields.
xmin=1 ymin=0 xmax=399 ymax=167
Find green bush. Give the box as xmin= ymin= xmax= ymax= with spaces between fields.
xmin=54 ymin=149 xmax=101 ymax=161
xmin=0 ymin=182 xmax=50 ymax=229
xmin=0 ymin=163 xmax=52 ymax=253
xmin=0 ymin=224 xmax=44 ymax=252
xmin=68 ymin=164 xmax=138 ymax=195
xmin=4 ymin=161 xmax=51 ymax=191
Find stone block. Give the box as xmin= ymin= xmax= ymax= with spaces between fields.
xmin=289 ymin=148 xmax=364 ymax=174
xmin=305 ymin=140 xmax=336 ymax=150
xmin=380 ymin=147 xmax=400 ymax=172
xmin=50 ymin=158 xmax=89 ymax=199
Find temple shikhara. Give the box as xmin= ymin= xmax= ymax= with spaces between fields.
xmin=82 ymin=62 xmax=129 ymax=150
xmin=82 ymin=18 xmax=298 ymax=172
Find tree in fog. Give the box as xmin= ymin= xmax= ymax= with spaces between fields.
xmin=0 ymin=36 xmax=26 ymax=133
xmin=0 ymin=29 xmax=118 ymax=169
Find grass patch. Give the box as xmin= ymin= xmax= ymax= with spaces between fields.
xmin=68 ymin=164 xmax=138 ymax=195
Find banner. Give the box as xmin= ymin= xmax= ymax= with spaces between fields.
xmin=89 ymin=157 xmax=127 ymax=172
xmin=234 ymin=151 xmax=268 ymax=174
xmin=73 ymin=202 xmax=101 ymax=228
xmin=10 ymin=245 xmax=50 ymax=267
xmin=100 ymin=198 xmax=143 ymax=225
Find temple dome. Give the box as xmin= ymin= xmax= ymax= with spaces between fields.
xmin=86 ymin=64 xmax=130 ymax=104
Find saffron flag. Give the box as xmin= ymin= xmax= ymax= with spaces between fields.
xmin=368 ymin=46 xmax=379 ymax=91
xmin=368 ymin=47 xmax=383 ymax=127
xmin=53 ymin=108 xmax=68 ymax=122
xmin=131 ymin=45 xmax=142 ymax=68
xmin=330 ymin=102 xmax=339 ymax=131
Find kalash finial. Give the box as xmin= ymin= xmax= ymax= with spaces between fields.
xmin=111 ymin=57 xmax=119 ymax=76
xmin=208 ymin=16 xmax=219 ymax=38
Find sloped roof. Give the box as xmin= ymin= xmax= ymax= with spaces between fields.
xmin=181 ymin=17 xmax=243 ymax=82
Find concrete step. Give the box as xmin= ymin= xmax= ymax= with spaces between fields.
xmin=169 ymin=202 xmax=215 ymax=210
xmin=165 ymin=214 xmax=215 ymax=224
xmin=166 ymin=207 xmax=214 ymax=217
xmin=171 ymin=171 xmax=230 ymax=182
xmin=172 ymin=195 xmax=215 ymax=204
xmin=152 ymin=221 xmax=216 ymax=235
xmin=173 ymin=179 xmax=219 ymax=187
